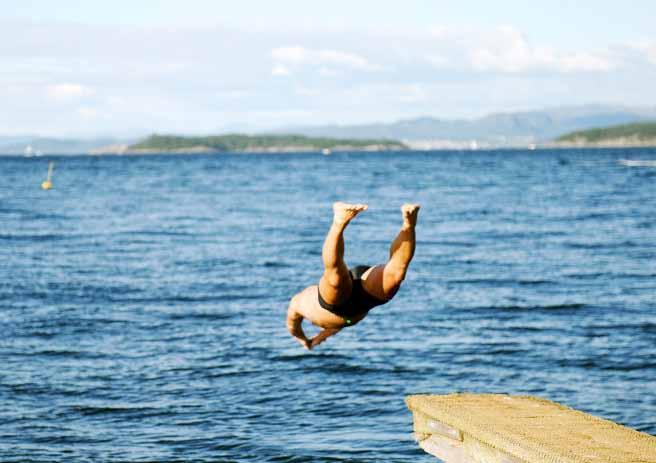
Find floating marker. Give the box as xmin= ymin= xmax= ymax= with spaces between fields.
xmin=41 ymin=161 xmax=54 ymax=190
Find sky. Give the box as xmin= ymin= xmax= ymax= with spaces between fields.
xmin=2 ymin=0 xmax=656 ymax=136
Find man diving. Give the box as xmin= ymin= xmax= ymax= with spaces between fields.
xmin=286 ymin=202 xmax=420 ymax=350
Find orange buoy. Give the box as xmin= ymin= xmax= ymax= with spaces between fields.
xmin=41 ymin=161 xmax=54 ymax=190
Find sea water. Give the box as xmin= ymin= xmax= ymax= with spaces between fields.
xmin=1 ymin=149 xmax=655 ymax=462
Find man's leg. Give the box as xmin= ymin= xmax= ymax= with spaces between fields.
xmin=362 ymin=204 xmax=420 ymax=300
xmin=318 ymin=202 xmax=368 ymax=305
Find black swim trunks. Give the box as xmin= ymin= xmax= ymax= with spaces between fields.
xmin=317 ymin=265 xmax=388 ymax=325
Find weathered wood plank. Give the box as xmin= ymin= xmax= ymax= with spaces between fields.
xmin=406 ymin=393 xmax=656 ymax=463
xmin=415 ymin=433 xmax=471 ymax=463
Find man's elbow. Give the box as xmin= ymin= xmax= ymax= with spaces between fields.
xmin=286 ymin=317 xmax=297 ymax=335
xmin=286 ymin=308 xmax=301 ymax=334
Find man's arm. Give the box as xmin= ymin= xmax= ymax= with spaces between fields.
xmin=286 ymin=305 xmax=311 ymax=350
xmin=309 ymin=328 xmax=341 ymax=349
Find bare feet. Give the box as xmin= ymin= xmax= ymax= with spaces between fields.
xmin=332 ymin=202 xmax=368 ymax=226
xmin=401 ymin=203 xmax=420 ymax=228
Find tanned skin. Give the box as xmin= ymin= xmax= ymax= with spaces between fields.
xmin=286 ymin=202 xmax=419 ymax=350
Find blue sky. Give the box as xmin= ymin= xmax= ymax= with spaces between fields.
xmin=2 ymin=1 xmax=656 ymax=136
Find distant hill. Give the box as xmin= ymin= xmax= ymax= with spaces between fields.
xmin=126 ymin=134 xmax=405 ymax=153
xmin=0 ymin=136 xmax=136 ymax=155
xmin=556 ymin=121 xmax=656 ymax=146
xmin=3 ymin=105 xmax=656 ymax=154
xmin=277 ymin=105 xmax=656 ymax=147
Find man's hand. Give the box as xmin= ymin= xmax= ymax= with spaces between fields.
xmin=295 ymin=336 xmax=313 ymax=350
xmin=309 ymin=328 xmax=341 ymax=349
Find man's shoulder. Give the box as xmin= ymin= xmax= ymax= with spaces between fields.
xmin=299 ymin=284 xmax=319 ymax=296
xmin=292 ymin=285 xmax=319 ymax=304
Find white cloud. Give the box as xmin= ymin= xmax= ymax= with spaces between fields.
xmin=427 ymin=25 xmax=613 ymax=73
xmin=272 ymin=46 xmax=306 ymax=63
xmin=271 ymin=46 xmax=381 ymax=73
xmin=295 ymin=86 xmax=320 ymax=97
xmin=77 ymin=107 xmax=98 ymax=119
xmin=318 ymin=67 xmax=341 ymax=77
xmin=427 ymin=54 xmax=449 ymax=68
xmin=216 ymin=89 xmax=251 ymax=99
xmin=626 ymin=40 xmax=656 ymax=65
xmin=316 ymin=49 xmax=374 ymax=70
xmin=271 ymin=63 xmax=291 ymax=76
xmin=397 ymin=84 xmax=427 ymax=103
xmin=46 ymin=83 xmax=95 ymax=102
xmin=2 ymin=19 xmax=655 ymax=135
xmin=555 ymin=53 xmax=613 ymax=72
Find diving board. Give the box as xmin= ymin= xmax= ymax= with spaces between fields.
xmin=406 ymin=393 xmax=656 ymax=463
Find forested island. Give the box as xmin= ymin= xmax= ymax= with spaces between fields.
xmin=116 ymin=134 xmax=406 ymax=154
xmin=556 ymin=122 xmax=656 ymax=147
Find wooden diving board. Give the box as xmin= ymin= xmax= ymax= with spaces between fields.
xmin=406 ymin=393 xmax=656 ymax=463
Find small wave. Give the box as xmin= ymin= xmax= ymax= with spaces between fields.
xmin=0 ymin=208 xmax=71 ymax=220
xmin=486 ymin=347 xmax=531 ymax=355
xmin=301 ymin=362 xmax=381 ymax=375
xmin=586 ymin=322 xmax=656 ymax=333
xmin=559 ymin=358 xmax=656 ymax=372
xmin=614 ymin=272 xmax=656 ymax=279
xmin=70 ymin=404 xmax=166 ymax=417
xmin=271 ymin=352 xmax=347 ymax=362
xmin=0 ymin=233 xmax=67 ymax=242
xmin=27 ymin=434 xmax=113 ymax=445
xmin=8 ymin=349 xmax=105 ymax=359
xmin=563 ymin=242 xmax=607 ymax=250
xmin=564 ymin=272 xmax=605 ymax=280
xmin=111 ymin=293 xmax=266 ymax=304
xmin=563 ymin=240 xmax=641 ymax=250
xmin=559 ymin=212 xmax=616 ymax=221
xmin=165 ymin=311 xmax=233 ymax=321
xmin=618 ymin=159 xmax=656 ymax=167
xmin=116 ymin=230 xmax=194 ymax=237
xmin=641 ymin=322 xmax=656 ymax=333
xmin=263 ymin=261 xmax=293 ymax=268
xmin=557 ymin=358 xmax=598 ymax=369
xmin=447 ymin=278 xmax=551 ymax=286
xmin=174 ymin=257 xmax=239 ymax=269
xmin=467 ymin=303 xmax=585 ymax=312
xmin=518 ymin=279 xmax=552 ymax=286
xmin=196 ymin=369 xmax=262 ymax=380
xmin=421 ymin=240 xmax=476 ymax=248
xmin=498 ymin=325 xmax=556 ymax=332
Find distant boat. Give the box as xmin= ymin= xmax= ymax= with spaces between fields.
xmin=469 ymin=140 xmax=479 ymax=150
xmin=322 ymin=148 xmax=332 ymax=155
xmin=619 ymin=159 xmax=656 ymax=167
xmin=528 ymin=143 xmax=537 ymax=150
xmin=24 ymin=144 xmax=34 ymax=156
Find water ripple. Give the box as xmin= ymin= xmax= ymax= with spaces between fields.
xmin=1 ymin=149 xmax=655 ymax=462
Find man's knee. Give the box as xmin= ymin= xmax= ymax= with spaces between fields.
xmin=384 ymin=264 xmax=408 ymax=287
xmin=322 ymin=268 xmax=349 ymax=288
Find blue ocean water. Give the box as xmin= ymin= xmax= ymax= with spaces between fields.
xmin=1 ymin=149 xmax=655 ymax=462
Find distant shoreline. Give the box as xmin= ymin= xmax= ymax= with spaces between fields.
xmin=89 ymin=143 xmax=406 ymax=155
xmin=555 ymin=122 xmax=656 ymax=148
xmin=111 ymin=133 xmax=407 ymax=155
xmin=2 ymin=144 xmax=650 ymax=157
xmin=5 ymin=140 xmax=655 ymax=156
xmin=546 ymin=139 xmax=656 ymax=149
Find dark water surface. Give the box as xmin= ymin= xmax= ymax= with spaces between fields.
xmin=1 ymin=149 xmax=655 ymax=462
